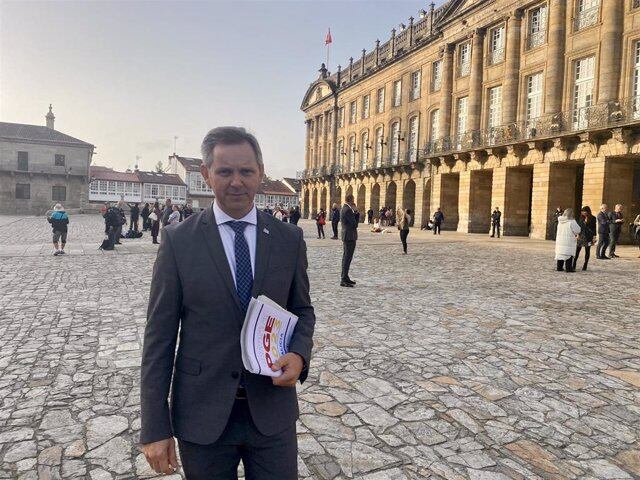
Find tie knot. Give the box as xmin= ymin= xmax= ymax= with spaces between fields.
xmin=227 ymin=220 xmax=249 ymax=235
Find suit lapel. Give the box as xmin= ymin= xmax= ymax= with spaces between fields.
xmin=199 ymin=208 xmax=243 ymax=312
xmin=251 ymin=211 xmax=271 ymax=298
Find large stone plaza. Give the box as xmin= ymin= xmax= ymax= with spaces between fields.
xmin=0 ymin=214 xmax=639 ymax=479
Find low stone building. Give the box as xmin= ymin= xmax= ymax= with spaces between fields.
xmin=300 ymin=0 xmax=640 ymax=242
xmin=0 ymin=106 xmax=95 ymax=215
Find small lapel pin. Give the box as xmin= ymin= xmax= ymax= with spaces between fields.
xmin=263 ymin=228 xmax=270 ymax=235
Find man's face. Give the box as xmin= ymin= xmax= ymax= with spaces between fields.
xmin=165 ymin=199 xmax=171 ymax=206
xmin=616 ymin=205 xmax=623 ymax=212
xmin=201 ymin=142 xmax=264 ymax=218
xmin=601 ymin=204 xmax=608 ymax=212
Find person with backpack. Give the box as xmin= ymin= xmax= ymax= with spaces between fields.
xmin=129 ymin=203 xmax=140 ymax=233
xmin=141 ymin=203 xmax=150 ymax=231
xmin=315 ymin=208 xmax=326 ymax=239
xmin=103 ymin=203 xmax=123 ymax=249
xmin=48 ymin=204 xmax=69 ymax=256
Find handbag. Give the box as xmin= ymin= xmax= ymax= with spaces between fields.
xmin=148 ymin=212 xmax=158 ymax=222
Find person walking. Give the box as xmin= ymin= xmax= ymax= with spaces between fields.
xmin=315 ymin=208 xmax=326 ymax=239
xmin=555 ymin=208 xmax=581 ymax=272
xmin=48 ymin=203 xmax=69 ymax=256
xmin=433 ymin=207 xmax=444 ymax=235
xmin=596 ymin=204 xmax=611 ymax=259
xmin=150 ymin=201 xmax=161 ymax=245
xmin=340 ymin=194 xmax=359 ymax=287
xmin=398 ymin=208 xmax=411 ymax=254
xmin=633 ymin=213 xmax=640 ymax=258
xmin=128 ymin=203 xmax=140 ymax=233
xmin=608 ymin=204 xmax=624 ymax=258
xmin=490 ymin=207 xmax=501 ymax=238
xmin=330 ymin=203 xmax=340 ymax=239
xmin=141 ymin=203 xmax=150 ymax=231
xmin=290 ymin=206 xmax=301 ymax=225
xmin=574 ymin=206 xmax=597 ymax=271
xmin=140 ymin=126 xmax=315 ymax=479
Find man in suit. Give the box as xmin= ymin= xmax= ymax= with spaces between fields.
xmin=608 ymin=203 xmax=624 ymax=258
xmin=340 ymin=194 xmax=359 ymax=287
xmin=596 ymin=203 xmax=611 ymax=260
xmin=330 ymin=203 xmax=340 ymax=239
xmin=490 ymin=207 xmax=501 ymax=238
xmin=140 ymin=127 xmax=315 ymax=479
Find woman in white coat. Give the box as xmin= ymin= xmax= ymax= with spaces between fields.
xmin=555 ymin=208 xmax=581 ymax=272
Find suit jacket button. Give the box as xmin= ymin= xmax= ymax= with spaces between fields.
xmin=231 ymin=371 xmax=239 ymax=379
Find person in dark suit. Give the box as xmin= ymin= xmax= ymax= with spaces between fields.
xmin=340 ymin=194 xmax=359 ymax=287
xmin=490 ymin=207 xmax=501 ymax=238
xmin=596 ymin=203 xmax=611 ymax=260
xmin=140 ymin=127 xmax=315 ymax=479
xmin=608 ymin=204 xmax=624 ymax=258
xmin=433 ymin=207 xmax=444 ymax=235
xmin=330 ymin=203 xmax=340 ymax=239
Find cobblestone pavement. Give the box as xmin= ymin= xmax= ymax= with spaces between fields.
xmin=1 ymin=214 xmax=639 ymax=479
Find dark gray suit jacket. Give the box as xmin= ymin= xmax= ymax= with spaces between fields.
xmin=340 ymin=204 xmax=359 ymax=242
xmin=140 ymin=207 xmax=315 ymax=445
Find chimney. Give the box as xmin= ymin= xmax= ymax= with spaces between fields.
xmin=46 ymin=104 xmax=55 ymax=129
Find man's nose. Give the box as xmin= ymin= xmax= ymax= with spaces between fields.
xmin=229 ymin=172 xmax=243 ymax=187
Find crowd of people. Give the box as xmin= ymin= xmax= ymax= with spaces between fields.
xmin=262 ymin=205 xmax=301 ymax=225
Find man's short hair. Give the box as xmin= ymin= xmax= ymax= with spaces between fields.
xmin=201 ymin=126 xmax=263 ymax=168
xmin=345 ymin=194 xmax=354 ymax=202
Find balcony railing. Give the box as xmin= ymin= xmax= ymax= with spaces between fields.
xmin=298 ymin=98 xmax=640 ymax=179
xmin=526 ymin=30 xmax=546 ymax=50
xmin=574 ymin=6 xmax=599 ymax=31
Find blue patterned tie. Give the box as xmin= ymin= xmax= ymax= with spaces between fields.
xmin=227 ymin=221 xmax=253 ymax=312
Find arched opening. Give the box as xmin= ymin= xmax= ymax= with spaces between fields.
xmin=357 ymin=184 xmax=366 ymax=222
xmin=320 ymin=187 xmax=328 ymax=214
xmin=345 ymin=184 xmax=354 ymax=201
xmin=332 ymin=185 xmax=342 ymax=207
xmin=403 ymin=179 xmax=416 ymax=226
xmin=311 ymin=188 xmax=318 ymax=218
xmin=385 ymin=181 xmax=397 ymax=210
xmin=421 ymin=178 xmax=431 ymax=228
xmin=303 ymin=189 xmax=310 ymax=218
xmin=370 ymin=184 xmax=381 ymax=220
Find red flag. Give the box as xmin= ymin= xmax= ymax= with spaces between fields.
xmin=325 ymin=28 xmax=332 ymax=45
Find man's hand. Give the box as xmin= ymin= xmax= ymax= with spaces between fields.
xmin=142 ymin=437 xmax=178 ymax=475
xmin=271 ymin=353 xmax=304 ymax=387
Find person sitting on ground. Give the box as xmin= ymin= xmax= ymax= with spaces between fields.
xmin=555 ymin=208 xmax=581 ymax=272
xmin=48 ymin=203 xmax=69 ymax=256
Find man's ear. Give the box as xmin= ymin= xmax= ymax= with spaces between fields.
xmin=200 ymin=164 xmax=212 ymax=189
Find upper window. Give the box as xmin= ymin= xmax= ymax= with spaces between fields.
xmin=390 ymin=121 xmax=401 ymax=164
xmin=429 ymin=109 xmax=440 ymax=142
xmin=350 ymin=101 xmax=357 ymax=124
xmin=393 ymin=80 xmax=402 ymax=107
xmin=633 ymin=42 xmax=640 ymax=117
xmin=431 ymin=60 xmax=442 ymax=92
xmin=487 ymin=25 xmax=505 ymax=65
xmin=487 ymin=86 xmax=503 ymax=131
xmin=362 ymin=95 xmax=370 ymax=119
xmin=54 ymin=154 xmax=65 ymax=166
xmin=375 ymin=127 xmax=384 ymax=166
xmin=376 ymin=88 xmax=385 ymax=113
xmin=410 ymin=70 xmax=421 ymax=100
xmin=338 ymin=107 xmax=345 ymax=128
xmin=572 ymin=56 xmax=595 ymax=129
xmin=17 ymin=151 xmax=28 ymax=171
xmin=525 ymin=72 xmax=544 ymax=136
xmin=527 ymin=4 xmax=547 ymax=49
xmin=574 ymin=0 xmax=600 ymax=31
xmin=458 ymin=42 xmax=471 ymax=77
xmin=16 ymin=183 xmax=30 ymax=199
xmin=407 ymin=116 xmax=420 ymax=161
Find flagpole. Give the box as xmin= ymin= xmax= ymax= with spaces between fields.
xmin=326 ymin=43 xmax=330 ymax=71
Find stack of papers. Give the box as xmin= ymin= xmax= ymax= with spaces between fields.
xmin=241 ymin=295 xmax=298 ymax=377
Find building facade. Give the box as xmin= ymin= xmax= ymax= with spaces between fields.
xmin=168 ymin=155 xmax=215 ymax=209
xmin=0 ymin=106 xmax=95 ymax=215
xmin=300 ymin=0 xmax=640 ymax=242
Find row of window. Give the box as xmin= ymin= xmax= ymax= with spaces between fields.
xmin=90 ymin=180 xmax=142 ymax=196
xmin=255 ymin=194 xmax=299 ymax=207
xmin=143 ymin=184 xmax=187 ymax=202
xmin=15 ymin=184 xmax=66 ymax=201
xmin=15 ymin=151 xmax=66 ymax=171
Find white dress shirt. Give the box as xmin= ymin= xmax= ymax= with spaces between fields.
xmin=213 ymin=200 xmax=257 ymax=287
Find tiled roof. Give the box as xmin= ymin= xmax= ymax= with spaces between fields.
xmin=0 ymin=122 xmax=93 ymax=147
xmin=282 ymin=177 xmax=301 ymax=191
xmin=260 ymin=178 xmax=296 ymax=195
xmin=173 ymin=155 xmax=203 ymax=172
xmin=90 ymin=166 xmax=140 ymax=183
xmin=136 ymin=170 xmax=187 ymax=186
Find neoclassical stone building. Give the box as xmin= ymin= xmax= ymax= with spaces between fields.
xmin=300 ymin=0 xmax=640 ymax=241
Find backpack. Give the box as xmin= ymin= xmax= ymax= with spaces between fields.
xmin=99 ymin=238 xmax=114 ymax=250
xmin=134 ymin=231 xmax=143 ymax=239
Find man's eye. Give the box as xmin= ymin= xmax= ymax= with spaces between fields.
xmin=241 ymin=170 xmax=254 ymax=176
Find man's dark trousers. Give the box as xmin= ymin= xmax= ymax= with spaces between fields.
xmin=597 ymin=234 xmax=610 ymax=258
xmin=331 ymin=220 xmax=339 ymax=238
xmin=433 ymin=222 xmax=441 ymax=234
xmin=341 ymin=240 xmax=356 ymax=282
xmin=178 ymin=399 xmax=297 ymax=480
xmin=491 ymin=223 xmax=500 ymax=238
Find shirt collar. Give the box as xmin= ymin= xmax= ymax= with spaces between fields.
xmin=213 ymin=200 xmax=257 ymax=226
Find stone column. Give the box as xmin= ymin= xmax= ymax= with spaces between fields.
xmin=468 ymin=29 xmax=485 ymax=133
xmin=530 ymin=162 xmax=577 ymax=240
xmin=503 ymin=11 xmax=522 ymax=125
xmin=305 ymin=120 xmax=312 ymax=170
xmin=414 ymin=177 xmax=425 ymax=228
xmin=457 ymin=170 xmax=473 ymax=232
xmin=314 ymin=115 xmax=321 ymax=169
xmin=458 ymin=169 xmax=493 ymax=233
xmin=544 ymin=0 xmax=566 ymax=114
xmin=598 ymin=0 xmax=624 ymax=103
xmin=440 ymin=44 xmax=455 ymax=140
